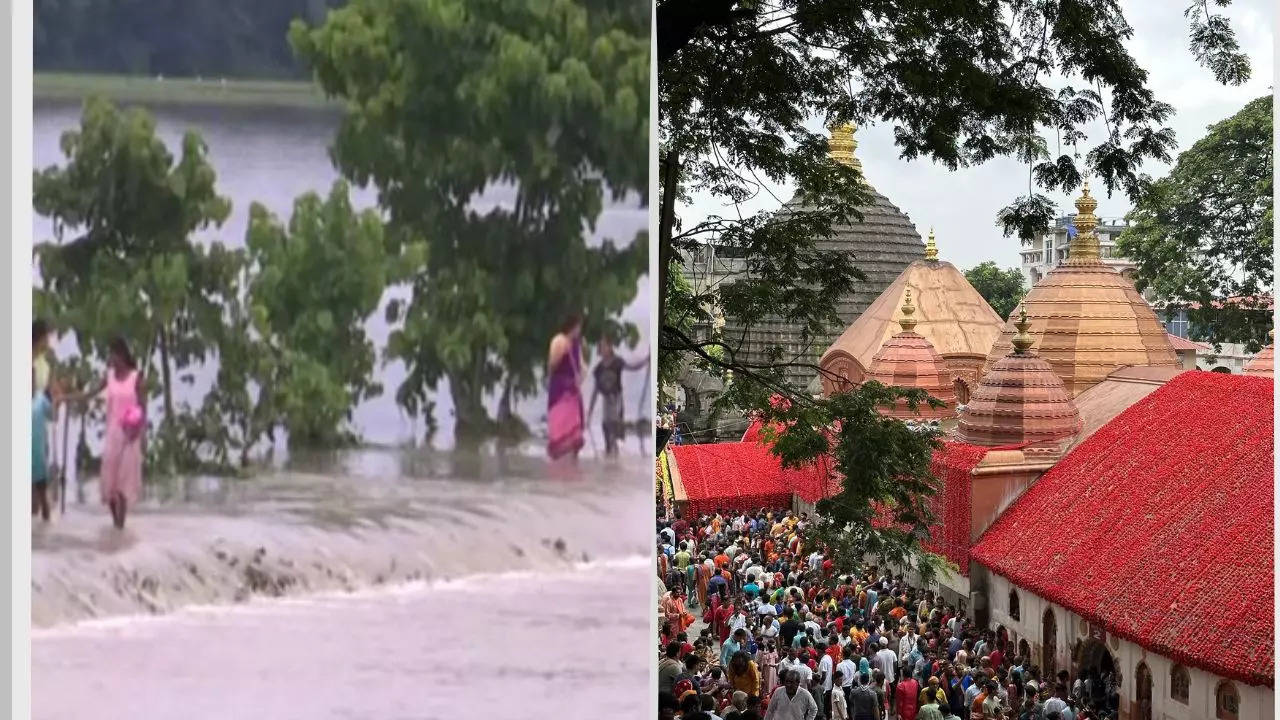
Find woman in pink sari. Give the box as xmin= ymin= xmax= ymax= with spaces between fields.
xmin=546 ymin=315 xmax=585 ymax=461
xmin=662 ymin=587 xmax=693 ymax=634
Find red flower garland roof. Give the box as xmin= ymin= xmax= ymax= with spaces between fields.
xmin=971 ymin=371 xmax=1274 ymax=687
xmin=670 ymin=441 xmax=838 ymax=516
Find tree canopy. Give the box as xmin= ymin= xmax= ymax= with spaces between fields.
xmin=658 ymin=0 xmax=1252 ymax=575
xmin=291 ymin=0 xmax=649 ymax=438
xmin=964 ymin=262 xmax=1028 ymax=321
xmin=34 ymin=100 xmax=396 ymax=473
xmin=1117 ymin=94 xmax=1273 ymax=350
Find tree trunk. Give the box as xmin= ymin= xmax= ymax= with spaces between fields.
xmin=157 ymin=328 xmax=175 ymax=424
xmin=448 ymin=359 xmax=490 ymax=442
xmin=657 ymin=149 xmax=680 ymax=353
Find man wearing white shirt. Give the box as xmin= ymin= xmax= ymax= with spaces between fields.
xmin=766 ymin=670 xmax=820 ymax=720
xmin=817 ymin=644 xmax=835 ymax=717
xmin=837 ymin=646 xmax=858 ymax=694
xmin=897 ymin=624 xmax=918 ymax=662
xmin=873 ymin=638 xmax=897 ymax=684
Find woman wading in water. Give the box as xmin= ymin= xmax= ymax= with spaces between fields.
xmin=72 ymin=337 xmax=145 ymax=529
xmin=546 ymin=314 xmax=586 ymax=461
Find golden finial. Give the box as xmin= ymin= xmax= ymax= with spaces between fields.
xmin=1011 ymin=305 xmax=1034 ymax=355
xmin=899 ymin=288 xmax=918 ymax=332
xmin=828 ymin=122 xmax=862 ymax=171
xmin=924 ymin=228 xmax=938 ymax=261
xmin=1065 ymin=180 xmax=1102 ymax=265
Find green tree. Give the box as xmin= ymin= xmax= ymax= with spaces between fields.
xmin=291 ymin=0 xmax=648 ymax=439
xmin=34 ymin=97 xmax=236 ymax=469
xmin=658 ymin=1 xmax=1250 ymax=574
xmin=1117 ymin=95 xmax=1273 ymax=350
xmin=964 ymin=262 xmax=1028 ymax=321
xmin=244 ymin=181 xmax=391 ymax=446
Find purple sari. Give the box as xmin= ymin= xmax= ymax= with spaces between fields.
xmin=547 ymin=336 xmax=585 ymax=459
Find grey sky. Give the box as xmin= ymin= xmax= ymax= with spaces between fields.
xmin=680 ymin=0 xmax=1274 ymax=272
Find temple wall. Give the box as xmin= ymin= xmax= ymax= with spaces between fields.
xmin=968 ymin=454 xmax=1052 ymax=542
xmin=981 ymin=571 xmax=1273 ymax=720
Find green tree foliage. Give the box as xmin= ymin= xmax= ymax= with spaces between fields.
xmin=658 ymin=1 xmax=1250 ymax=574
xmin=35 ymin=0 xmax=344 ymax=79
xmin=34 ymin=99 xmax=396 ymax=475
xmin=244 ymin=181 xmax=390 ymax=446
xmin=1117 ymin=95 xmax=1273 ymax=350
xmin=34 ymin=97 xmax=236 ymax=470
xmin=964 ymin=262 xmax=1028 ymax=321
xmin=291 ymin=0 xmax=648 ymax=438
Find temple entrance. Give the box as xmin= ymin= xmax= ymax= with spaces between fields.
xmin=1135 ymin=663 xmax=1153 ymax=720
xmin=1042 ymin=609 xmax=1057 ymax=679
xmin=1074 ymin=638 xmax=1120 ymax=714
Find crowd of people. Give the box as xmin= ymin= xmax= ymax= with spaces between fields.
xmin=656 ymin=508 xmax=1119 ymax=720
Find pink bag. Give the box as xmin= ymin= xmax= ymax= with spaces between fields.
xmin=122 ymin=405 xmax=145 ymax=441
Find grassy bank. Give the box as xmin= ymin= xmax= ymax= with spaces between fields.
xmin=35 ymin=72 xmax=337 ymax=110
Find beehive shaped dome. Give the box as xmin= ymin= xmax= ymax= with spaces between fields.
xmin=1244 ymin=330 xmax=1274 ymax=377
xmin=865 ymin=289 xmax=956 ymax=419
xmin=958 ymin=307 xmax=1081 ymax=447
xmin=819 ymin=229 xmax=1004 ymax=396
xmin=982 ymin=183 xmax=1176 ymax=396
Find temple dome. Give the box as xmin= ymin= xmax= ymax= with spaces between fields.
xmin=1244 ymin=330 xmax=1274 ymax=377
xmin=958 ymin=308 xmax=1081 ymax=447
xmin=865 ymin=289 xmax=956 ymax=419
xmin=818 ymin=229 xmax=1003 ymax=396
xmin=734 ymin=123 xmax=924 ymax=391
xmin=982 ymin=183 xmax=1177 ymax=396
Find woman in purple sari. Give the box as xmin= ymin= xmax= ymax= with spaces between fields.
xmin=547 ymin=314 xmax=586 ymax=460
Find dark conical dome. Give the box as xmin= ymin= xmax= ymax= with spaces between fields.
xmin=729 ymin=124 xmax=924 ymax=391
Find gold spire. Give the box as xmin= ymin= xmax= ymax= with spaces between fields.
xmin=1011 ymin=305 xmax=1034 ymax=355
xmin=1065 ymin=181 xmax=1102 ymax=265
xmin=828 ymin=122 xmax=862 ymax=171
xmin=899 ymin=288 xmax=918 ymax=332
xmin=924 ymin=228 xmax=938 ymax=261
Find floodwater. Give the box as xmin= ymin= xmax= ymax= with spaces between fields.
xmin=32 ymin=451 xmax=654 ymax=719
xmin=31 ymin=100 xmax=654 ymax=719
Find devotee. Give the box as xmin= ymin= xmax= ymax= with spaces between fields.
xmin=765 ymin=670 xmax=820 ymax=720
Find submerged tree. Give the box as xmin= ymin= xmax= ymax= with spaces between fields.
xmin=244 ymin=181 xmax=391 ymax=446
xmin=34 ymin=97 xmax=236 ymax=470
xmin=1118 ymin=95 xmax=1273 ymax=350
xmin=291 ymin=0 xmax=649 ymax=439
xmin=658 ymin=0 xmax=1252 ymax=573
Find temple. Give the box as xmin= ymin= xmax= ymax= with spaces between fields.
xmin=658 ymin=168 xmax=1275 ymax=719
xmin=675 ymin=124 xmax=925 ymax=436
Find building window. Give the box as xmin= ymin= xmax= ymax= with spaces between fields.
xmin=1164 ymin=309 xmax=1190 ymax=339
xmin=1216 ymin=681 xmax=1239 ymax=720
xmin=1135 ymin=663 xmax=1153 ymax=720
xmin=1008 ymin=590 xmax=1020 ymax=621
xmin=1170 ymin=665 xmax=1190 ymax=704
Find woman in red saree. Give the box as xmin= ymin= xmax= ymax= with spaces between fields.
xmin=546 ymin=315 xmax=585 ymax=461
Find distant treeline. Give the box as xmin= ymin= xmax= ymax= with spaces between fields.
xmin=35 ymin=0 xmax=347 ymax=79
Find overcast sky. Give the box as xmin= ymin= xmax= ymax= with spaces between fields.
xmin=680 ymin=0 xmax=1274 ymax=272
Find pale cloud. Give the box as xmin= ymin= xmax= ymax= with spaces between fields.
xmin=680 ymin=0 xmax=1274 ymax=272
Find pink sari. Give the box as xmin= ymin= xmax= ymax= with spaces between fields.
xmin=547 ymin=336 xmax=584 ymax=459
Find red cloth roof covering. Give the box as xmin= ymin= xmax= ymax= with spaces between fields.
xmin=971 ymin=371 xmax=1274 ymax=687
xmin=670 ymin=442 xmax=837 ymax=516
xmin=923 ymin=442 xmax=988 ymax=574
